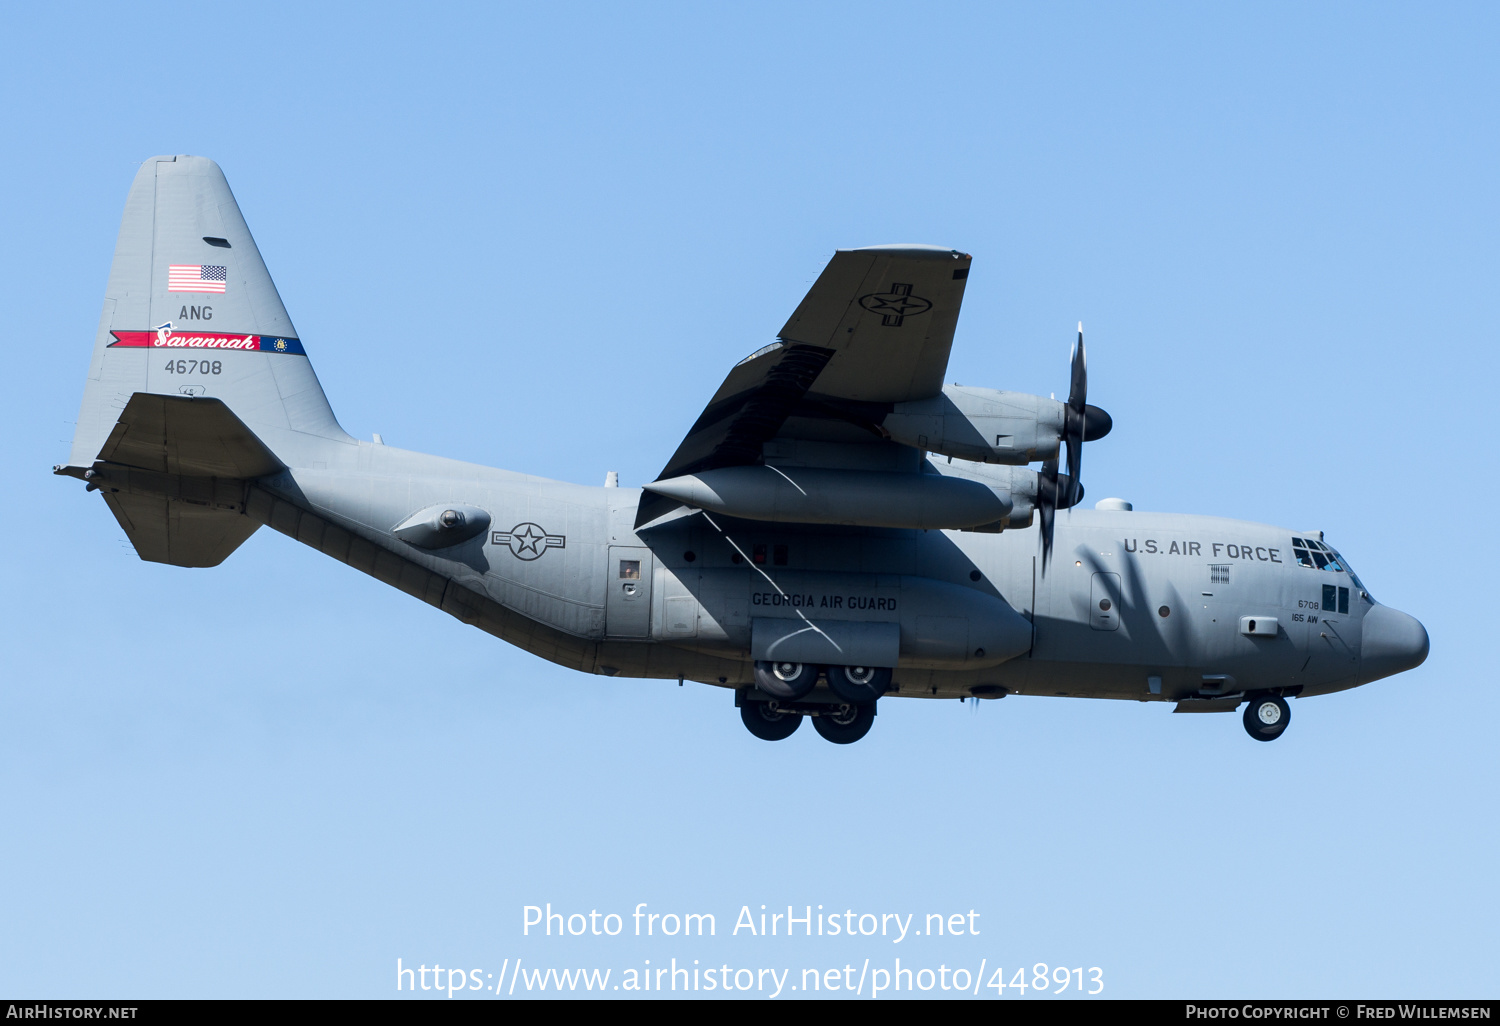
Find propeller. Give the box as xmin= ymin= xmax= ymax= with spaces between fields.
xmin=1040 ymin=324 xmax=1110 ymax=574
xmin=1037 ymin=457 xmax=1078 ymax=573
xmin=1039 ymin=457 xmax=1060 ymax=572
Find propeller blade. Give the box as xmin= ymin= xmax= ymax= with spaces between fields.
xmin=1057 ymin=473 xmax=1083 ymax=510
xmin=1068 ymin=322 xmax=1087 ymax=410
xmin=1039 ymin=458 xmax=1059 ymax=573
xmin=1042 ymin=326 xmax=1106 ymax=574
xmin=1063 ymin=324 xmax=1087 ymax=507
xmin=1064 ymin=419 xmax=1082 ymax=506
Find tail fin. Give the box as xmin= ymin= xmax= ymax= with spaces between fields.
xmin=67 ymin=154 xmax=348 ymax=472
xmin=62 ymin=155 xmax=350 ymax=566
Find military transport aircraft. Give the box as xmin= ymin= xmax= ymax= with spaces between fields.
xmin=56 ymin=156 xmax=1429 ymax=744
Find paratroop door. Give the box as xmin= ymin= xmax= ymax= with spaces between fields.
xmin=606 ymin=545 xmax=653 ymax=638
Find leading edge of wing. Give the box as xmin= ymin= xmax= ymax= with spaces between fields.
xmin=635 ymin=341 xmax=836 ymax=527
xmin=635 ymin=244 xmax=971 ymax=528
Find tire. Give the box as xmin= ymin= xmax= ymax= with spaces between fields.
xmin=753 ymin=660 xmax=819 ymax=700
xmin=826 ymin=664 xmax=892 ymax=703
xmin=811 ymin=702 xmax=876 ymax=744
xmin=1243 ymin=694 xmax=1290 ymax=741
xmin=741 ymin=699 xmax=802 ymax=741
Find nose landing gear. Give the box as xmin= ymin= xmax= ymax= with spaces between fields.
xmin=1243 ymin=693 xmax=1291 ymax=741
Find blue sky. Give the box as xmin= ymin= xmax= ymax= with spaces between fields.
xmin=1 ymin=1 xmax=1495 ymax=998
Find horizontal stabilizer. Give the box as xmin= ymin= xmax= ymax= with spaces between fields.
xmin=75 ymin=392 xmax=284 ymax=567
xmin=98 ymin=393 xmax=284 ymax=478
xmin=101 ymin=490 xmax=261 ymax=568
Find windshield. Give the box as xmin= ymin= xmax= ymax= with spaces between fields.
xmin=1293 ymin=537 xmax=1373 ymax=600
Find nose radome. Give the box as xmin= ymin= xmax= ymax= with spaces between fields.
xmin=1361 ymin=604 xmax=1430 ymax=682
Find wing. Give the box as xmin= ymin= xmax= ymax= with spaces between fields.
xmin=778 ymin=243 xmax=971 ymax=401
xmin=636 ymin=245 xmax=971 ymax=526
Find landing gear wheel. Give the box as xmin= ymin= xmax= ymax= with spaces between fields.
xmin=741 ymin=700 xmax=802 ymax=741
xmin=826 ymin=665 xmax=893 ymax=703
xmin=812 ymin=702 xmax=876 ymax=744
xmin=753 ymin=660 xmax=819 ymax=700
xmin=1243 ymin=694 xmax=1290 ymax=742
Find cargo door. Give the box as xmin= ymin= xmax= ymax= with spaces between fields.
xmin=606 ymin=545 xmax=654 ymax=638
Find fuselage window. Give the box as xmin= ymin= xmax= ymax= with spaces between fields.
xmin=619 ymin=560 xmax=641 ymax=580
xmin=1321 ymin=585 xmax=1351 ymax=613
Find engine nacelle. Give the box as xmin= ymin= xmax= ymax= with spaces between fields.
xmin=882 ymin=386 xmax=1065 ymax=465
xmin=643 ymin=465 xmax=1014 ymax=530
xmin=927 ymin=462 xmax=1040 ymax=532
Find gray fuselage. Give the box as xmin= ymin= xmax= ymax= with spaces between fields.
xmin=257 ymin=438 xmax=1422 ymax=705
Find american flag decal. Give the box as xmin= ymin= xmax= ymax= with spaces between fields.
xmin=168 ymin=264 xmax=228 ymax=293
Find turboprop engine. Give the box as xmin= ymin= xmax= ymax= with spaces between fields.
xmin=642 ymin=464 xmax=1061 ymax=532
xmin=881 ymin=385 xmax=1111 ymax=466
xmin=883 ymin=326 xmax=1111 ymax=568
xmin=643 ymin=466 xmax=1010 ymax=530
xmin=638 ymin=328 xmax=1102 ymax=540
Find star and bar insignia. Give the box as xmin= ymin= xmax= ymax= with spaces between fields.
xmin=491 ymin=523 xmax=566 ymax=561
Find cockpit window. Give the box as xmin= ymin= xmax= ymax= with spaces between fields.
xmin=1339 ymin=555 xmax=1371 ymax=598
xmin=1293 ymin=537 xmax=1373 ymax=600
xmin=1293 ymin=537 xmax=1343 ymax=572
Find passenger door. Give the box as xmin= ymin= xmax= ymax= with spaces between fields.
xmin=606 ymin=545 xmax=654 ymax=638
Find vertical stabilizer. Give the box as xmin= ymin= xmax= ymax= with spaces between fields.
xmin=68 ymin=155 xmax=349 ymax=471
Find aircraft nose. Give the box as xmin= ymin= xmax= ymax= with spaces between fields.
xmin=1360 ymin=604 xmax=1429 ymax=682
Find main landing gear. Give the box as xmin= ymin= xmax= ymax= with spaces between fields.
xmin=811 ymin=701 xmax=876 ymax=744
xmin=825 ymin=664 xmax=893 ymax=704
xmin=740 ymin=697 xmax=877 ymax=744
xmin=1243 ymin=693 xmax=1291 ymax=742
xmin=741 ymin=662 xmax=887 ymax=744
xmin=740 ymin=698 xmax=803 ymax=741
xmin=753 ymin=660 xmax=819 ymax=700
